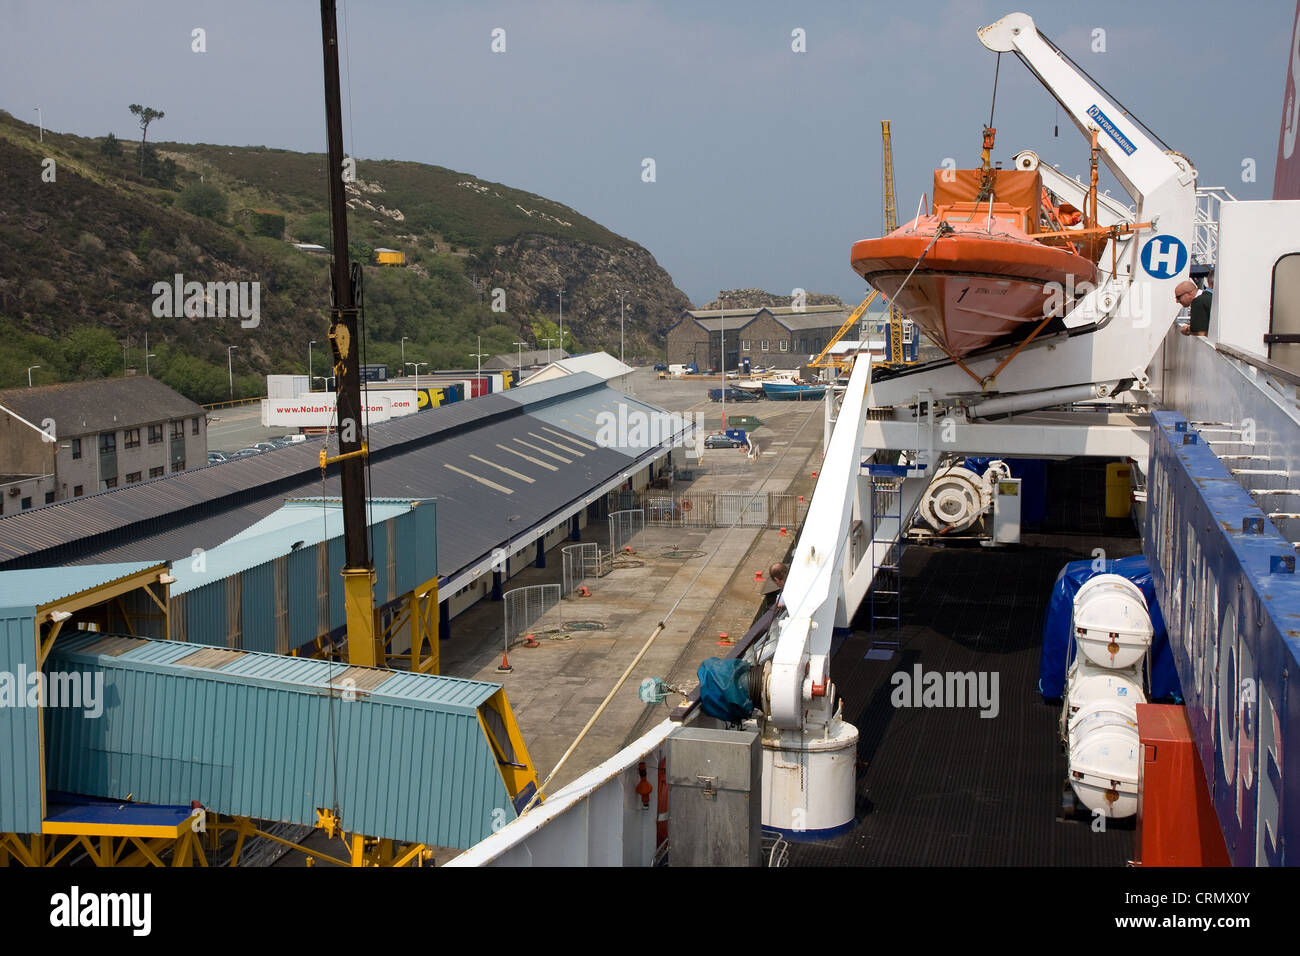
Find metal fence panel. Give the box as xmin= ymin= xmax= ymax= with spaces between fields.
xmin=768 ymin=493 xmax=799 ymax=529
xmin=561 ymin=542 xmax=604 ymax=597
xmin=717 ymin=494 xmax=768 ymax=527
xmin=504 ymin=584 xmax=562 ymax=645
xmin=609 ymin=508 xmax=645 ymax=555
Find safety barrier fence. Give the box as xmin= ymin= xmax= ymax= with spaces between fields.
xmin=607 ymin=493 xmax=807 ymax=531
xmin=503 ymin=584 xmax=561 ymax=647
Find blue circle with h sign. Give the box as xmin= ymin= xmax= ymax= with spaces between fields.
xmin=1140 ymin=235 xmax=1188 ymax=279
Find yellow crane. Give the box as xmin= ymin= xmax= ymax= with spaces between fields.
xmin=881 ymin=120 xmax=908 ymax=366
xmin=810 ymin=121 xmax=908 ymax=372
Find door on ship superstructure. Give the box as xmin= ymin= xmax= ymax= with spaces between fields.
xmin=1268 ymin=253 xmax=1300 ymax=374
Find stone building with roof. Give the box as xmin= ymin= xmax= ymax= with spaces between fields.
xmin=0 ymin=376 xmax=207 ymax=512
xmin=665 ymin=305 xmax=851 ymax=371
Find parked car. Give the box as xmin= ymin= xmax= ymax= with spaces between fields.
xmin=275 ymin=434 xmax=307 ymax=444
xmin=253 ymin=442 xmax=279 ymax=453
xmin=207 ymin=451 xmax=230 ymax=463
xmin=703 ymin=433 xmax=745 ymax=449
xmin=652 ymin=363 xmax=668 ymax=372
xmin=233 ymin=447 xmax=262 ymax=457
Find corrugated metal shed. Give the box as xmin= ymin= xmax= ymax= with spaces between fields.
xmin=0 ymin=375 xmax=672 ymax=587
xmin=46 ymin=632 xmax=513 ymax=849
xmin=0 ymin=561 xmax=158 ymax=610
xmin=168 ymin=498 xmax=435 ymax=651
xmin=0 ymin=560 xmax=165 ymax=835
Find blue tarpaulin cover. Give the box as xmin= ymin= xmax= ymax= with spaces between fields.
xmin=1038 ymin=554 xmax=1181 ymax=701
xmin=697 ymin=657 xmax=754 ymax=722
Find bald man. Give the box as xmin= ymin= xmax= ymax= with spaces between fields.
xmin=1175 ymin=280 xmax=1213 ymax=336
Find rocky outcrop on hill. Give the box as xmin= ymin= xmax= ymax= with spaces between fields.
xmin=699 ymin=289 xmax=843 ymax=310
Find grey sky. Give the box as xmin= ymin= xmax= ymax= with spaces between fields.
xmin=3 ymin=0 xmax=1292 ymax=307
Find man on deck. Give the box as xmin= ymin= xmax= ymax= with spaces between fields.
xmin=1176 ymin=280 xmax=1213 ymax=336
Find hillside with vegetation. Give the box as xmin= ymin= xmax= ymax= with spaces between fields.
xmin=0 ymin=109 xmax=690 ymax=402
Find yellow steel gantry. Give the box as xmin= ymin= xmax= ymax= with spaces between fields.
xmin=881 ymin=120 xmax=908 ymax=366
xmin=809 ymin=290 xmax=880 ymax=369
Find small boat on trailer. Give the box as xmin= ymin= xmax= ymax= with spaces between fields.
xmin=761 ymin=381 xmax=827 ymax=400
xmin=850 ymin=166 xmax=1102 ymax=358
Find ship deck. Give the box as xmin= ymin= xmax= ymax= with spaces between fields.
xmin=790 ymin=459 xmax=1142 ymax=866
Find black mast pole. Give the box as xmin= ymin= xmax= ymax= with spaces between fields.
xmin=320 ymin=0 xmax=377 ymax=666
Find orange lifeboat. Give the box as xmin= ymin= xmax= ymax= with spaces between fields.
xmin=850 ymin=168 xmax=1099 ymax=358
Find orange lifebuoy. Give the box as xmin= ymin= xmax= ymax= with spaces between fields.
xmin=680 ymin=499 xmax=692 ymax=512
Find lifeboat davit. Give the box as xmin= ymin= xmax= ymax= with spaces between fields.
xmin=851 ymin=168 xmax=1099 ymax=358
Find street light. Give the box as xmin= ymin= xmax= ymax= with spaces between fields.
xmin=401 ymin=336 xmax=409 ymax=368
xmin=614 ymin=290 xmax=629 ymax=366
xmin=513 ymin=340 xmax=528 ymax=374
xmin=557 ymin=290 xmax=564 ymax=356
xmin=719 ymin=297 xmax=726 ymax=429
xmin=26 ymin=366 xmax=40 ymax=386
xmin=308 ymin=340 xmax=317 ymax=386
xmin=469 ymin=335 xmax=488 ymax=393
xmin=122 ymin=337 xmax=132 ymax=376
xmin=405 ymin=361 xmax=426 ymax=392
xmin=227 ymin=345 xmax=239 ymax=399
xmin=145 ymin=353 xmax=157 ymax=376
xmin=33 ymin=107 xmax=42 ymax=143
xmin=541 ymin=337 xmax=556 ymax=365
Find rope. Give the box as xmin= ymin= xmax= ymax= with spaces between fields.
xmin=988 ymin=52 xmax=1001 ymax=130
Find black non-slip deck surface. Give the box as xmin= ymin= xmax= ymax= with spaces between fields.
xmin=790 ymin=459 xmax=1142 ymax=866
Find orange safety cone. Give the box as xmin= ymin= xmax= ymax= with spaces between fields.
xmin=779 ymin=527 xmax=788 ymax=536
xmin=717 ymin=632 xmax=733 ymax=646
xmin=811 ymin=470 xmax=818 ymax=478
xmin=798 ymin=495 xmax=805 ymax=503
xmin=754 ymin=570 xmax=764 ymax=581
xmin=496 ymin=652 xmax=513 ymax=672
xmin=523 ymin=633 xmax=540 ymax=648
xmin=577 ymin=585 xmax=591 ymax=597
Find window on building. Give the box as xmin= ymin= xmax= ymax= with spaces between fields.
xmin=170 ymin=420 xmax=184 ymax=439
xmin=71 ymin=438 xmax=81 ymax=460
xmin=100 ymin=478 xmax=118 ymax=490
xmin=741 ymin=340 xmax=751 ymax=351
xmin=98 ymin=432 xmax=115 ymax=453
xmin=171 ymin=460 xmax=185 ymax=472
xmin=44 ymin=491 xmax=55 ymax=504
xmin=124 ymin=428 xmax=141 ymax=449
xmin=149 ymin=466 xmax=164 ymax=479
xmin=780 ymin=340 xmax=789 ymax=352
xmin=191 ymin=416 xmax=201 ymax=435
xmin=126 ymin=471 xmax=142 ymax=483
xmin=761 ymin=340 xmax=769 ymax=352
xmin=148 ymin=424 xmax=163 ymax=444
xmin=1270 ymin=253 xmax=1300 ymax=366
xmin=21 ymin=497 xmax=31 ymax=510
xmin=73 ymin=485 xmax=83 ymax=497
xmin=799 ymin=338 xmax=807 ymax=352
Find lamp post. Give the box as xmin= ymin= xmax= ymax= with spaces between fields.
xmin=469 ymin=335 xmax=487 ymax=394
xmin=405 ymin=362 xmax=426 ymax=392
xmin=145 ymin=353 xmax=156 ymax=376
xmin=557 ymin=290 xmax=564 ymax=356
xmin=542 ymin=337 xmax=556 ymax=365
xmin=26 ymin=366 xmax=40 ymax=387
xmin=33 ymin=107 xmax=42 ymax=143
xmin=122 ymin=337 xmax=132 ymax=376
xmin=401 ymin=336 xmax=409 ymax=368
xmin=308 ymin=340 xmax=317 ymax=386
xmin=614 ymin=290 xmax=629 ymax=366
xmin=513 ymin=340 xmax=528 ymax=374
xmin=227 ymin=345 xmax=238 ymax=399
xmin=719 ymin=297 xmax=726 ymax=430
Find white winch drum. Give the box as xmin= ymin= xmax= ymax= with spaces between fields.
xmin=1067 ymin=696 xmax=1141 ymax=818
xmin=1072 ymin=574 xmax=1153 ymax=670
xmin=919 ymin=466 xmax=986 ymax=532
